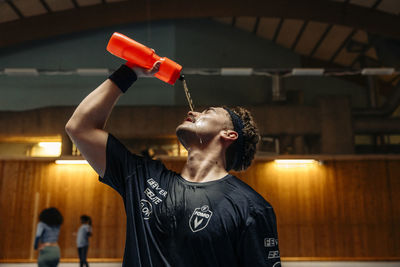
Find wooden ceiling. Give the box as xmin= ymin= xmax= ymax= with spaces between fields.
xmin=216 ymin=0 xmax=399 ymax=69
xmin=0 ymin=0 xmax=399 ymax=69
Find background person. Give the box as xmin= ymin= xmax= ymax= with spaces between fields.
xmin=77 ymin=215 xmax=92 ymax=267
xmin=34 ymin=207 xmax=63 ymax=267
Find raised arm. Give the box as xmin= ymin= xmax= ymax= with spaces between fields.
xmin=65 ymin=63 xmax=160 ymax=177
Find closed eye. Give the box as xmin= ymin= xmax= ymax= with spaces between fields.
xmin=203 ymin=107 xmax=216 ymax=114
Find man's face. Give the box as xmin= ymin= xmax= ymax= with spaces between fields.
xmin=176 ymin=107 xmax=233 ymax=149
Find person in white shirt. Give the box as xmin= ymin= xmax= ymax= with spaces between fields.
xmin=76 ymin=215 xmax=92 ymax=267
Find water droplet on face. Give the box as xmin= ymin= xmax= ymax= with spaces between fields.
xmin=194 ymin=117 xmax=205 ymax=145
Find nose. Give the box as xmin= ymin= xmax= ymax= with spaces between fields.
xmin=188 ymin=111 xmax=200 ymax=117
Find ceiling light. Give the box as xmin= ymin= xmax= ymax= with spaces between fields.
xmin=275 ymin=159 xmax=317 ymax=164
xmin=221 ymin=68 xmax=253 ymax=76
xmin=274 ymin=159 xmax=321 ymax=168
xmin=4 ymin=68 xmax=39 ymax=76
xmin=38 ymin=142 xmax=61 ymax=149
xmin=55 ymin=160 xmax=88 ymax=165
xmin=76 ymin=68 xmax=110 ymax=76
xmin=34 ymin=142 xmax=62 ymax=156
xmin=275 ymin=159 xmax=318 ymax=164
xmin=361 ymin=68 xmax=395 ymax=75
xmin=291 ymin=68 xmax=324 ymax=76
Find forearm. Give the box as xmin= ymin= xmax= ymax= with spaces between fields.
xmin=34 ymin=237 xmax=39 ymax=250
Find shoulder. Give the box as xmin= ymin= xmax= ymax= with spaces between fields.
xmin=107 ymin=133 xmax=169 ymax=174
xmin=226 ymin=175 xmax=274 ymax=214
xmin=38 ymin=221 xmax=51 ymax=228
xmin=80 ymin=225 xmax=90 ymax=232
xmin=37 ymin=221 xmax=46 ymax=229
xmin=142 ymin=157 xmax=173 ymax=180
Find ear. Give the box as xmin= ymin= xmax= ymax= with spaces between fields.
xmin=221 ymin=129 xmax=238 ymax=143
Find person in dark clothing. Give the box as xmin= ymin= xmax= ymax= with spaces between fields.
xmin=34 ymin=207 xmax=63 ymax=267
xmin=77 ymin=215 xmax=92 ymax=267
xmin=66 ymin=61 xmax=281 ymax=267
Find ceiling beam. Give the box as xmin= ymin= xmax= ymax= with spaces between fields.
xmin=329 ymin=29 xmax=357 ymax=63
xmin=39 ymin=0 xmax=52 ymax=13
xmin=70 ymin=0 xmax=80 ymax=9
xmin=272 ymin=18 xmax=284 ymax=43
xmin=310 ymin=25 xmax=332 ymax=57
xmin=252 ymin=17 xmax=260 ymax=34
xmin=1 ymin=0 xmax=399 ymax=48
xmin=291 ymin=20 xmax=308 ymax=50
xmin=5 ymin=0 xmax=24 ymax=19
xmin=231 ymin=16 xmax=237 ymax=27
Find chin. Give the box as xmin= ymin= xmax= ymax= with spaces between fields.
xmin=176 ymin=124 xmax=195 ymax=149
xmin=176 ymin=123 xmax=187 ymax=136
xmin=176 ymin=122 xmax=194 ymax=135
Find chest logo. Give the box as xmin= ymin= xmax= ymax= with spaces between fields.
xmin=189 ymin=205 xmax=213 ymax=233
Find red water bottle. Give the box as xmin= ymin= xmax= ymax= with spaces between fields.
xmin=106 ymin=32 xmax=182 ymax=85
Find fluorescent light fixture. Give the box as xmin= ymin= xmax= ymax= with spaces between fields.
xmin=76 ymin=68 xmax=110 ymax=76
xmin=291 ymin=68 xmax=324 ymax=76
xmin=34 ymin=142 xmax=62 ymax=156
xmin=221 ymin=68 xmax=253 ymax=76
xmin=55 ymin=160 xmax=88 ymax=165
xmin=274 ymin=159 xmax=320 ymax=168
xmin=361 ymin=68 xmax=395 ymax=75
xmin=275 ymin=159 xmax=317 ymax=164
xmin=38 ymin=142 xmax=61 ymax=149
xmin=4 ymin=68 xmax=39 ymax=76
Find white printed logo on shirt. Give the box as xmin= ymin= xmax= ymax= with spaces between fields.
xmin=264 ymin=237 xmax=278 ymax=247
xmin=140 ymin=199 xmax=153 ymax=220
xmin=189 ymin=205 xmax=213 ymax=233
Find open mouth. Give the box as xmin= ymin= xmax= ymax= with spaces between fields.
xmin=185 ymin=116 xmax=195 ymax=123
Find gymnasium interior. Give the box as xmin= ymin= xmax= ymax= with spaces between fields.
xmin=0 ymin=0 xmax=399 ymax=266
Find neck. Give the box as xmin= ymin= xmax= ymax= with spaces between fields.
xmin=181 ymin=140 xmax=228 ymax=183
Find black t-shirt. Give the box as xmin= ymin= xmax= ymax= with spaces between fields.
xmin=100 ymin=134 xmax=281 ymax=267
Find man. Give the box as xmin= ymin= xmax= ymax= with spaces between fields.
xmin=66 ymin=61 xmax=281 ymax=267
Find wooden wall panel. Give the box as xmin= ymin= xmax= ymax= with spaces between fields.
xmin=235 ymin=160 xmax=399 ymax=258
xmin=387 ymin=160 xmax=400 ymax=256
xmin=0 ymin=158 xmax=399 ymax=261
xmin=0 ymin=161 xmax=126 ymax=260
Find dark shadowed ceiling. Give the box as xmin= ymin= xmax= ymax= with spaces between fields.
xmin=1 ymin=0 xmax=400 ymax=110
xmin=0 ymin=0 xmax=399 ymax=68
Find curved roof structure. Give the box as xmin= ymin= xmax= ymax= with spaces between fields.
xmin=1 ymin=0 xmax=399 ymax=68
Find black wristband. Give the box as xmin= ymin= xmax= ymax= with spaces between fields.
xmin=108 ymin=64 xmax=138 ymax=93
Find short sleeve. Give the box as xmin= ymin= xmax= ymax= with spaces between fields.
xmin=35 ymin=222 xmax=45 ymax=238
xmin=99 ymin=134 xmax=143 ymax=196
xmin=99 ymin=134 xmax=167 ymax=198
xmin=238 ymin=207 xmax=281 ymax=267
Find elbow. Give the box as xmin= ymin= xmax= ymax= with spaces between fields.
xmin=65 ymin=120 xmax=75 ymax=136
xmin=65 ymin=118 xmax=81 ymax=138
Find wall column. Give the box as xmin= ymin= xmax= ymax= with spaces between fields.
xmin=319 ymin=96 xmax=354 ymax=154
